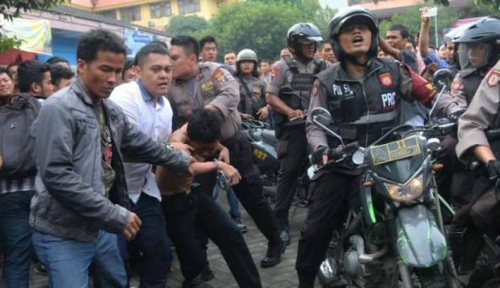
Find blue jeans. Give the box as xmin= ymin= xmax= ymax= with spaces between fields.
xmin=120 ymin=193 xmax=172 ymax=288
xmin=32 ymin=230 xmax=127 ymax=288
xmin=212 ymin=186 xmax=241 ymax=219
xmin=0 ymin=190 xmax=34 ymax=288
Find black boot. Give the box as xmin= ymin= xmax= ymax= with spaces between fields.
xmin=279 ymin=229 xmax=291 ymax=246
xmin=182 ymin=274 xmax=213 ymax=288
xmin=260 ymin=239 xmax=286 ymax=268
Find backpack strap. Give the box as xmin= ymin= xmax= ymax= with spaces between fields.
xmin=284 ymin=57 xmax=300 ymax=74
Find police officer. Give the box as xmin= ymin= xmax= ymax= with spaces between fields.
xmin=297 ymin=7 xmax=462 ymax=287
xmin=167 ymin=35 xmax=285 ymax=271
xmin=451 ymin=17 xmax=500 ymax=108
xmin=266 ymin=23 xmax=327 ymax=245
xmin=456 ymin=60 xmax=500 ymax=285
xmin=235 ymin=49 xmax=269 ymax=121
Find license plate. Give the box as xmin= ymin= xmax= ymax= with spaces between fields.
xmin=369 ymin=136 xmax=421 ymax=166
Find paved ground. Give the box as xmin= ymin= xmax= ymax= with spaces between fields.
xmin=27 ymin=194 xmax=310 ymax=288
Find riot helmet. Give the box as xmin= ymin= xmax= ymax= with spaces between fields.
xmin=236 ymin=49 xmax=259 ymax=77
xmin=329 ymin=7 xmax=379 ymax=62
xmin=287 ymin=23 xmax=323 ymax=61
xmin=453 ymin=17 xmax=500 ymax=70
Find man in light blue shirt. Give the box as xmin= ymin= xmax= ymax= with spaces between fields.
xmin=110 ymin=42 xmax=174 ymax=287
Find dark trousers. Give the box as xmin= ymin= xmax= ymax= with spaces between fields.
xmin=296 ymin=172 xmax=359 ymax=279
xmin=196 ymin=132 xmax=280 ymax=244
xmin=434 ymin=134 xmax=457 ymax=202
xmin=163 ymin=190 xmax=262 ymax=288
xmin=0 ymin=190 xmax=34 ymax=288
xmin=121 ymin=193 xmax=172 ymax=288
xmin=274 ymin=127 xmax=308 ymax=229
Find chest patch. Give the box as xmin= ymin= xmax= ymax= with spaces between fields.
xmin=332 ymin=84 xmax=353 ymax=96
xmin=378 ymin=73 xmax=393 ymax=87
xmin=201 ymin=81 xmax=214 ymax=92
xmin=381 ymin=92 xmax=396 ymax=110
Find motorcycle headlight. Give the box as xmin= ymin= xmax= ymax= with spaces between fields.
xmin=384 ymin=175 xmax=424 ymax=203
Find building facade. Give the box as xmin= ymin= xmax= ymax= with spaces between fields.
xmin=69 ymin=0 xmax=235 ymax=30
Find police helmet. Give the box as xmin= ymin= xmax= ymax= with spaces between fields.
xmin=287 ymin=23 xmax=323 ymax=59
xmin=328 ymin=7 xmax=379 ymax=60
xmin=237 ymin=49 xmax=258 ymax=63
xmin=453 ymin=17 xmax=500 ymax=69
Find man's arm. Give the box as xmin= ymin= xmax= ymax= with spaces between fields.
xmin=398 ymin=62 xmax=461 ymax=118
xmin=378 ymin=36 xmax=402 ymax=60
xmin=418 ymin=7 xmax=431 ymax=57
xmin=265 ymin=62 xmax=296 ymax=117
xmin=450 ymin=73 xmax=468 ymax=109
xmin=306 ymin=80 xmax=330 ymax=151
xmin=456 ymin=68 xmax=500 ymax=162
xmin=33 ymin=100 xmax=129 ymax=234
xmin=118 ymin=106 xmax=190 ymax=175
xmin=207 ymin=67 xmax=240 ymax=118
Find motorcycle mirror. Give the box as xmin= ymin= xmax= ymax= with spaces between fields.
xmin=352 ymin=150 xmax=365 ymax=165
xmin=311 ymin=107 xmax=332 ymax=126
xmin=311 ymin=108 xmax=345 ymax=146
xmin=432 ymin=69 xmax=453 ymax=91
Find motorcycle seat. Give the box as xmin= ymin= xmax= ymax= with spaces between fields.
xmin=262 ymin=130 xmax=278 ymax=147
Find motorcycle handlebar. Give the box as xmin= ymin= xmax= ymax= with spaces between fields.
xmin=327 ymin=142 xmax=359 ymax=161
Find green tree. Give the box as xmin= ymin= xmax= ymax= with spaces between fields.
xmin=0 ymin=0 xmax=65 ymax=52
xmin=165 ymin=15 xmax=208 ymax=36
xmin=200 ymin=1 xmax=315 ymax=61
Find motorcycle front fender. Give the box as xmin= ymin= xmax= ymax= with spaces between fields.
xmin=395 ymin=205 xmax=447 ymax=268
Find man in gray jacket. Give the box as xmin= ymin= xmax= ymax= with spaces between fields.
xmin=29 ymin=29 xmax=191 ymax=287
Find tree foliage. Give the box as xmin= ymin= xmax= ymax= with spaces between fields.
xmin=165 ymin=15 xmax=208 ymax=37
xmin=199 ymin=1 xmax=335 ymax=62
xmin=0 ymin=0 xmax=65 ymax=52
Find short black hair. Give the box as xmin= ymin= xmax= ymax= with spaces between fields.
xmin=171 ymin=35 xmax=200 ymax=59
xmin=224 ymin=50 xmax=236 ymax=56
xmin=17 ymin=60 xmax=51 ymax=93
xmin=199 ymin=35 xmax=217 ymax=50
xmin=134 ymin=43 xmax=170 ymax=67
xmin=148 ymin=40 xmax=168 ymax=49
xmin=389 ymin=24 xmax=410 ymax=39
xmin=77 ymin=29 xmax=127 ymax=63
xmin=407 ymin=36 xmax=417 ymax=50
xmin=187 ymin=109 xmax=222 ymax=143
xmin=0 ymin=67 xmax=11 ymax=79
xmin=260 ymin=59 xmax=272 ymax=65
xmin=50 ymin=65 xmax=74 ymax=86
xmin=46 ymin=56 xmax=69 ymax=66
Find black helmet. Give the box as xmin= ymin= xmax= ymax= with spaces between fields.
xmin=329 ymin=7 xmax=378 ymax=60
xmin=287 ymin=23 xmax=323 ymax=60
xmin=453 ymin=17 xmax=500 ymax=69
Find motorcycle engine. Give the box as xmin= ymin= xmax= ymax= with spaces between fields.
xmin=343 ymin=235 xmax=367 ymax=279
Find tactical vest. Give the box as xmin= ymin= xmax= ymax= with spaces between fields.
xmin=274 ymin=58 xmax=326 ymax=139
xmin=318 ymin=58 xmax=400 ymax=147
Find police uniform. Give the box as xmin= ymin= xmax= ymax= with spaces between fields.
xmin=451 ymin=68 xmax=488 ymax=109
xmin=297 ymin=57 xmax=461 ymax=280
xmin=237 ymin=75 xmax=267 ymax=119
xmin=167 ymin=62 xmax=282 ymax=274
xmin=455 ymin=62 xmax=500 ymax=244
xmin=266 ymin=57 xmax=327 ymax=231
xmin=446 ymin=68 xmax=488 ymax=205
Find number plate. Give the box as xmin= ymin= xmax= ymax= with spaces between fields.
xmin=369 ymin=136 xmax=421 ymax=166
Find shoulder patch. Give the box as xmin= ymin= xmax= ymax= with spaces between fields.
xmin=271 ymin=66 xmax=280 ymax=81
xmin=451 ymin=79 xmax=463 ymax=91
xmin=487 ymin=69 xmax=500 ymax=88
xmin=312 ymin=81 xmax=320 ymax=97
xmin=212 ymin=67 xmax=234 ymax=85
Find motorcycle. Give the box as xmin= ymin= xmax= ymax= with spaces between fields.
xmin=312 ymin=106 xmax=461 ymax=287
xmin=241 ymin=117 xmax=311 ymax=206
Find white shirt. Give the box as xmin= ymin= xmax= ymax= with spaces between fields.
xmin=110 ymin=80 xmax=173 ymax=204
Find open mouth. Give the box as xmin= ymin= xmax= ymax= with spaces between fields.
xmin=352 ymin=36 xmax=364 ymax=44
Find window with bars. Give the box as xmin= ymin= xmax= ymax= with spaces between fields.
xmin=97 ymin=10 xmax=117 ymax=19
xmin=120 ymin=6 xmax=141 ymax=22
xmin=178 ymin=0 xmax=201 ymax=14
xmin=150 ymin=2 xmax=172 ymax=18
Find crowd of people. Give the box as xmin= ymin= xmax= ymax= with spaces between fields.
xmin=1 ymin=4 xmax=500 ymax=288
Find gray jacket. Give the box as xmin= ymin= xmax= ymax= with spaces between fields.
xmin=30 ymin=79 xmax=190 ymax=242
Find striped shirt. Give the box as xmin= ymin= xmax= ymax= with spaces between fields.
xmin=0 ymin=176 xmax=36 ymax=194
